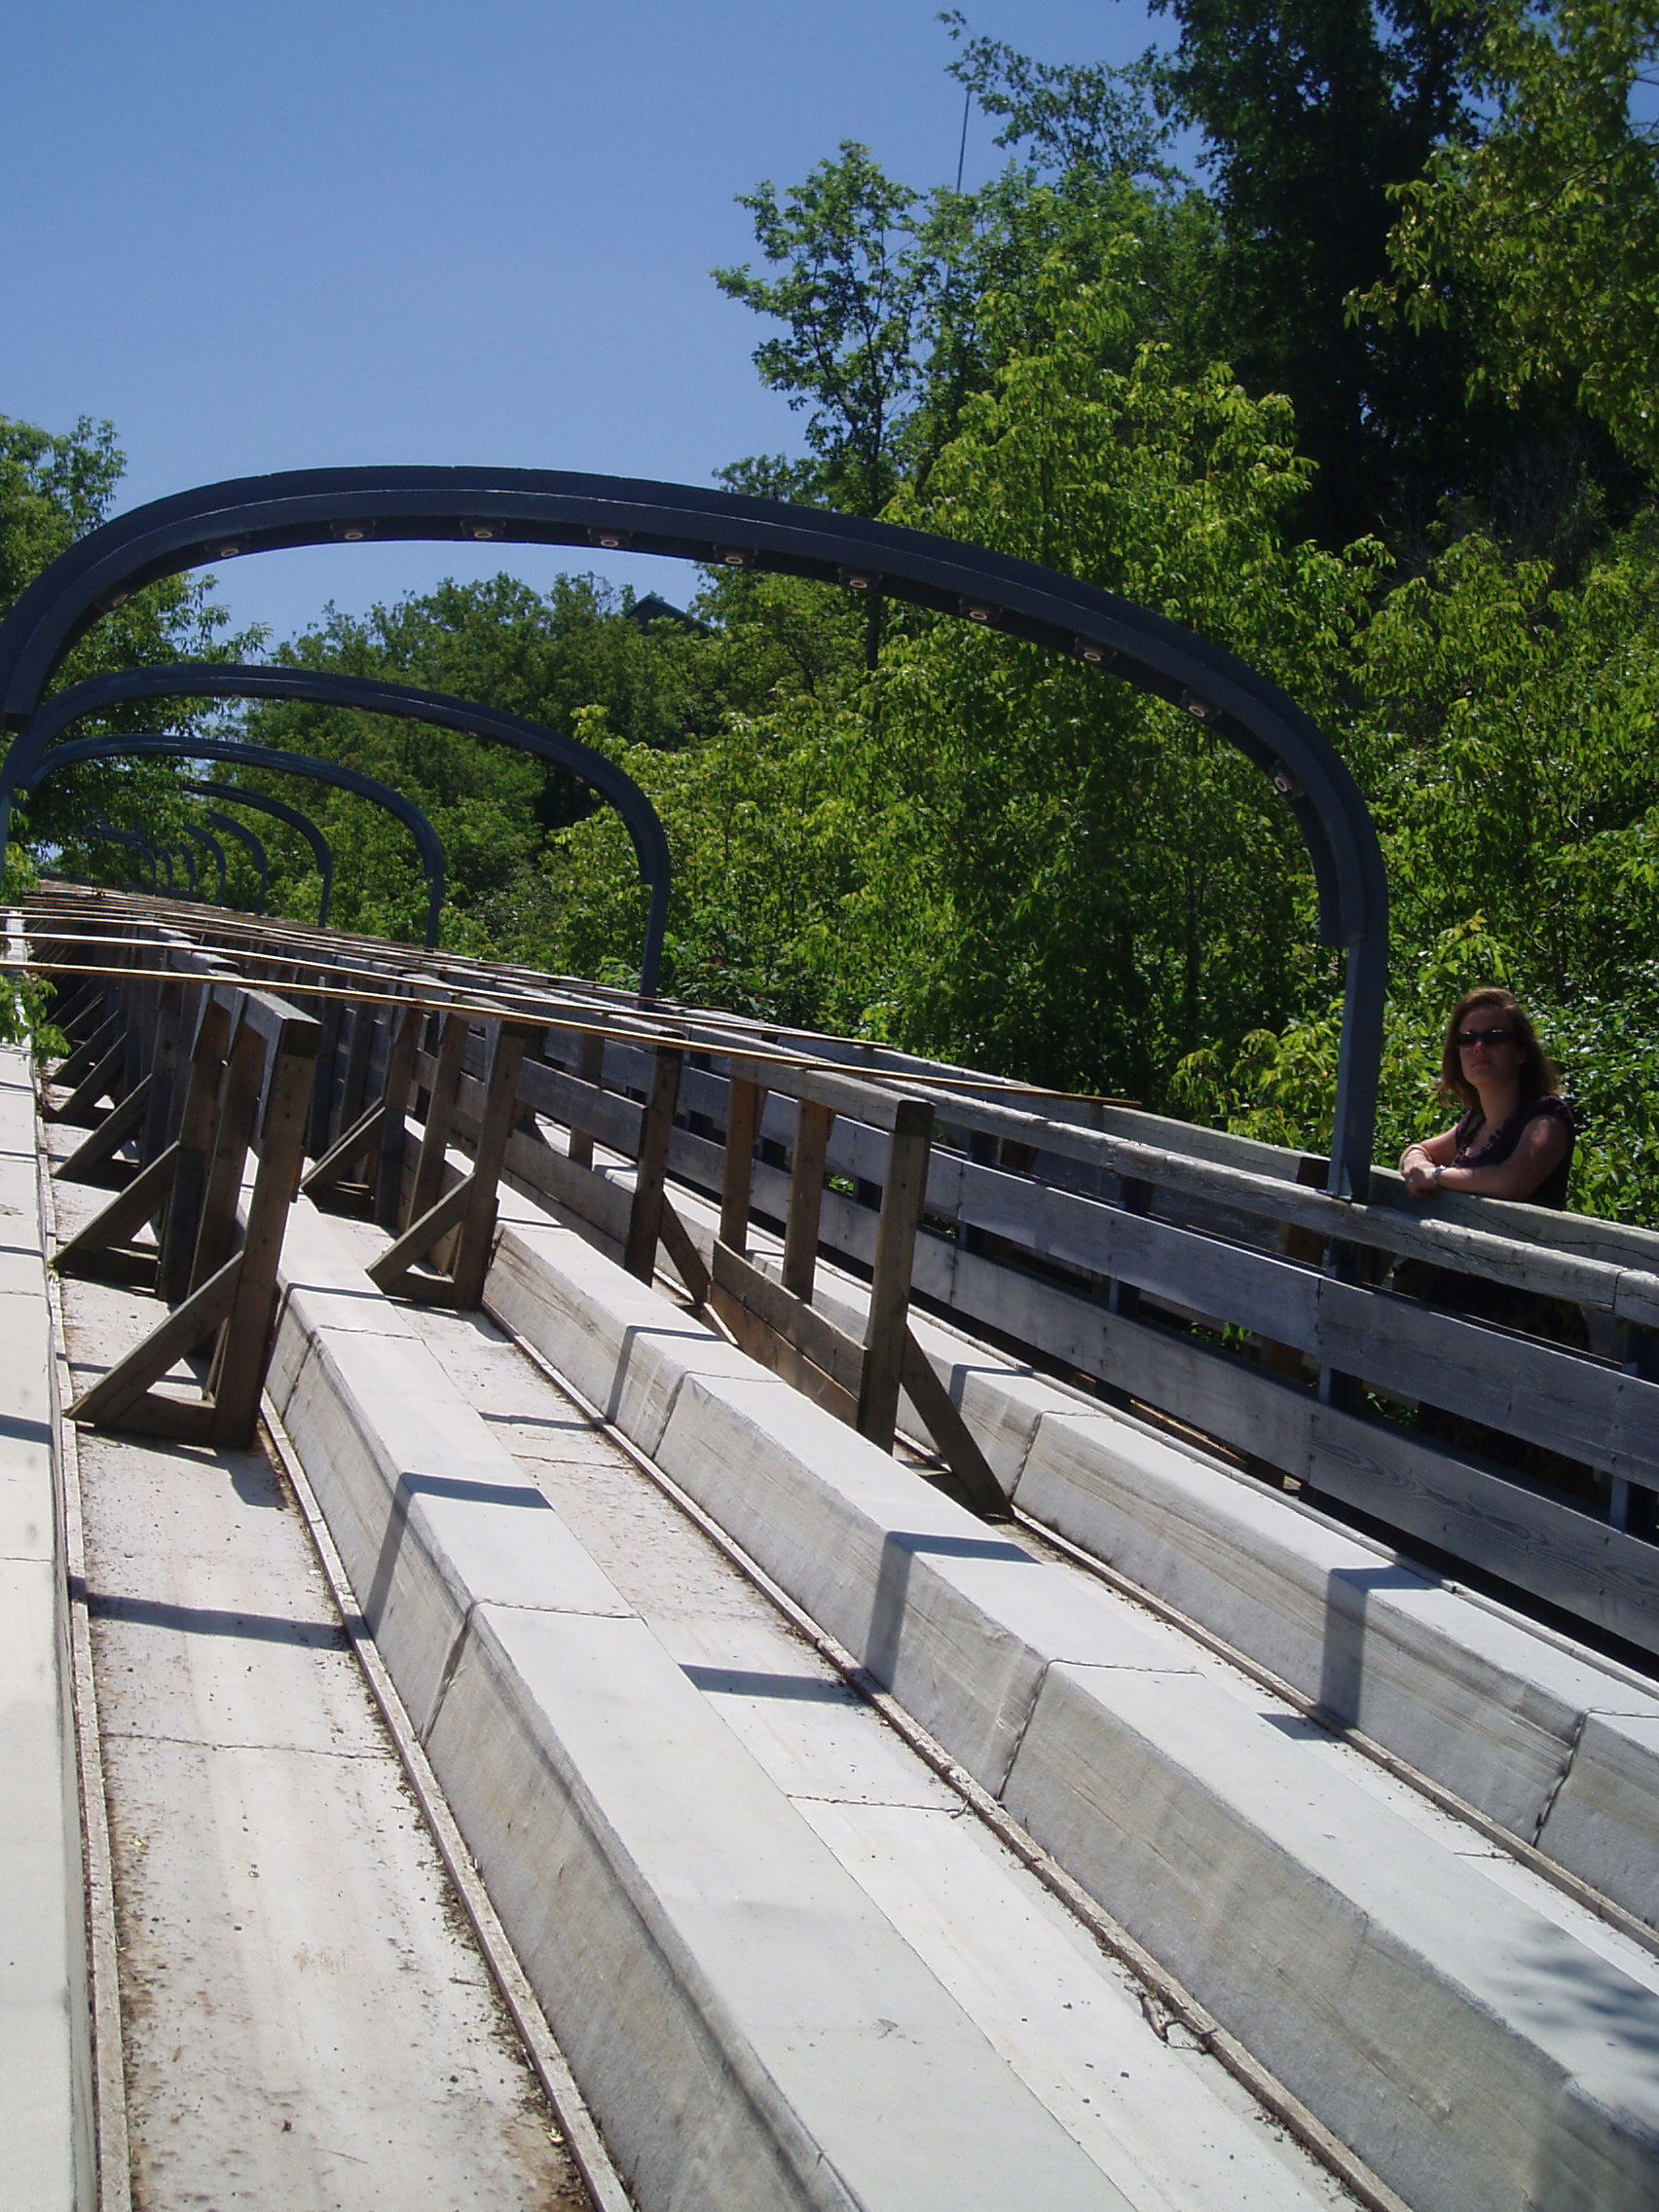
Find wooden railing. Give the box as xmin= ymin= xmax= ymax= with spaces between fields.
xmin=21 ymin=885 xmax=1659 ymax=1657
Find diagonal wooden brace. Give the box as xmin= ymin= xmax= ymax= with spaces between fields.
xmin=366 ymin=1172 xmax=473 ymax=1297
xmin=47 ymin=1034 xmax=129 ymax=1127
xmin=54 ymin=1141 xmax=180 ymax=1280
xmin=67 ymin=1254 xmax=240 ymax=1433
xmin=52 ymin=1075 xmax=154 ymax=1187
xmin=301 ymin=1097 xmax=387 ymax=1200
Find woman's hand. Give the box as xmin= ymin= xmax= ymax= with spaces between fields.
xmin=1399 ymin=1136 xmax=1454 ymax=1199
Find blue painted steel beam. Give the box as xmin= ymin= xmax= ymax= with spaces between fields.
xmin=188 ymin=780 xmax=333 ymax=925
xmin=0 ymin=466 xmax=1386 ymax=1192
xmin=18 ymin=733 xmax=446 ymax=947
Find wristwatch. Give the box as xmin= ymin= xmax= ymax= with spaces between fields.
xmin=1430 ymin=1163 xmax=1445 ymax=1189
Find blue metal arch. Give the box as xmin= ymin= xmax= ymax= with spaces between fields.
xmin=189 ymin=780 xmax=334 ymax=926
xmin=0 ymin=466 xmax=1387 ymax=1193
xmin=77 ymin=817 xmax=160 ymax=891
xmin=180 ymin=820 xmax=227 ymax=904
xmin=189 ymin=794 xmax=269 ymax=913
xmin=0 ymin=660 xmax=673 ymax=997
xmin=17 ymin=731 xmax=447 ymax=947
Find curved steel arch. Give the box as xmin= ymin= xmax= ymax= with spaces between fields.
xmin=0 ymin=660 xmax=672 ymax=996
xmin=0 ymin=466 xmax=1387 ymax=1193
xmin=188 ymin=794 xmax=269 ymax=913
xmin=16 ymin=732 xmax=447 ymax=948
xmin=190 ymin=781 xmax=334 ymax=926
xmin=180 ymin=820 xmax=228 ymax=904
xmin=78 ymin=817 xmax=160 ymax=891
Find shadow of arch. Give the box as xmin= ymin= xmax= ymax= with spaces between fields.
xmin=188 ymin=781 xmax=332 ymax=926
xmin=18 ymin=732 xmax=447 ymax=947
xmin=1 ymin=661 xmax=673 ymax=996
xmin=0 ymin=466 xmax=1386 ymax=1190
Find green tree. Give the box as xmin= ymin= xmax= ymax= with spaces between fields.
xmin=1369 ymin=0 xmax=1659 ymax=475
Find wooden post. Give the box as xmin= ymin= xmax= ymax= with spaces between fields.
xmin=782 ymin=1099 xmax=833 ymax=1301
xmin=205 ymin=1012 xmax=322 ymax=1442
xmin=856 ymin=1096 xmax=934 ymax=1452
xmin=405 ymin=1009 xmax=469 ymax=1231
xmin=719 ymin=1078 xmax=766 ymax=1256
xmin=157 ymin=996 xmax=235 ymax=1305
xmin=373 ymin=999 xmax=422 ymax=1229
xmin=448 ymin=1024 xmax=531 ymax=1307
xmin=623 ymin=1045 xmax=683 ymax=1283
xmin=568 ymin=1029 xmax=606 ymax=1168
xmin=188 ymin=1014 xmax=266 ymax=1293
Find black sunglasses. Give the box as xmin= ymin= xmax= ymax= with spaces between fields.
xmin=1456 ymin=1026 xmax=1516 ymax=1050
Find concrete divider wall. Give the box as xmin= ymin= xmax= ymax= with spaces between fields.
xmin=267 ymin=1198 xmax=1132 ymax=2212
xmin=567 ymin=1159 xmax=1659 ymax=1933
xmin=0 ymin=1045 xmax=93 ymax=2211
xmin=482 ymin=1196 xmax=1659 ymax=2212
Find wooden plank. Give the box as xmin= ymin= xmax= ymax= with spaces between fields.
xmin=909 ymin=1236 xmax=1659 ymax=1656
xmin=899 ymin=1332 xmax=1011 ymax=1520
xmin=157 ymin=996 xmax=235 ymax=1305
xmin=857 ymin=1098 xmax=934 ymax=1451
xmin=719 ymin=1079 xmax=766 ymax=1252
xmin=368 ymin=1172 xmax=473 ymax=1293
xmin=48 ymin=1034 xmax=129 ymax=1127
xmin=566 ymin=1030 xmax=606 ymax=1169
xmin=188 ymin=1016 xmax=266 ymax=1293
xmin=49 ymin=1009 xmax=124 ymax=1096
xmin=301 ymin=1097 xmax=386 ymax=1197
xmin=502 ymin=1128 xmax=635 ymax=1246
xmin=623 ymin=1046 xmax=683 ymax=1284
xmin=710 ymin=1272 xmax=860 ymax=1426
xmin=782 ymin=1099 xmax=833 ymax=1300
xmin=657 ymin=1198 xmax=712 ymax=1306
xmin=406 ymin=1011 xmax=469 ymax=1230
xmin=374 ymin=998 xmax=423 ymax=1231
xmin=67 ymin=1255 xmax=240 ymax=1430
xmin=710 ymin=1239 xmax=866 ymax=1397
xmin=207 ymin=1016 xmax=320 ymax=1444
xmin=52 ymin=1075 xmax=153 ymax=1186
xmin=53 ymin=1142 xmax=181 ymax=1279
xmin=450 ymin=1026 xmax=532 ymax=1308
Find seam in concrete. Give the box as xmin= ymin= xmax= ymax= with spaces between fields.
xmin=1532 ymin=1706 xmax=1591 ymax=1847
xmin=424 ymin=1603 xmax=478 ymax=1748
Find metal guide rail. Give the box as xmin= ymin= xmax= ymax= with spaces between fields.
xmin=17 ymin=883 xmax=1659 ymax=1655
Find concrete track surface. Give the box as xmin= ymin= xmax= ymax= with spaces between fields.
xmin=8 ymin=1038 xmax=1659 ymax=2212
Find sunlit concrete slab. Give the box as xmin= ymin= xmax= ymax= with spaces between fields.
xmin=1005 ymin=1660 xmax=1659 ymax=2212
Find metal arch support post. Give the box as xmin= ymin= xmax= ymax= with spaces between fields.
xmin=192 ymin=781 xmax=334 ymax=926
xmin=195 ymin=803 xmax=270 ymax=913
xmin=180 ymin=822 xmax=228 ymax=904
xmin=15 ymin=733 xmax=446 ymax=948
xmin=0 ymin=663 xmax=671 ymax=996
xmin=0 ymin=465 xmax=1388 ymax=1193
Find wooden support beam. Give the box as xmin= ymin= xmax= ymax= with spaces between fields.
xmin=67 ymin=1255 xmax=240 ymax=1433
xmin=50 ymin=1009 xmax=123 ymax=1095
xmin=567 ymin=1030 xmax=606 ymax=1168
xmin=188 ymin=1016 xmax=266 ymax=1293
xmin=374 ymin=1001 xmax=422 ymax=1230
xmin=719 ymin=1078 xmax=766 ymax=1255
xmin=900 ymin=1333 xmax=1013 ymax=1522
xmin=54 ymin=1142 xmax=179 ymax=1282
xmin=47 ymin=1034 xmax=129 ymax=1127
xmin=856 ymin=1098 xmax=935 ymax=1452
xmin=301 ymin=1097 xmax=387 ymax=1199
xmin=405 ymin=1010 xmax=469 ymax=1231
xmin=367 ymin=1172 xmax=473 ymax=1296
xmin=449 ymin=1024 xmax=531 ymax=1308
xmin=52 ymin=1075 xmax=154 ymax=1188
xmin=156 ymin=997 xmax=235 ymax=1306
xmin=624 ymin=1045 xmax=683 ymax=1284
xmin=782 ymin=1099 xmax=833 ymax=1301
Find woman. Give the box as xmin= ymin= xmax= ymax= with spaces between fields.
xmin=1396 ymin=988 xmax=1586 ymax=1484
xmin=1399 ymin=988 xmax=1574 ymax=1208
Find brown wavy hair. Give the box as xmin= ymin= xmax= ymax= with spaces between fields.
xmin=1438 ymin=988 xmax=1557 ymax=1112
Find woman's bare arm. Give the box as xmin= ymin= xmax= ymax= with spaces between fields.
xmin=1399 ymin=1126 xmax=1460 ymax=1194
xmin=1424 ymin=1114 xmax=1570 ymax=1202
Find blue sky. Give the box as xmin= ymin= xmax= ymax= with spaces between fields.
xmin=3 ymin=1 xmax=1166 ymax=643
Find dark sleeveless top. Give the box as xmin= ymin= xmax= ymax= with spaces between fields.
xmin=1452 ymin=1093 xmax=1575 ymax=1209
